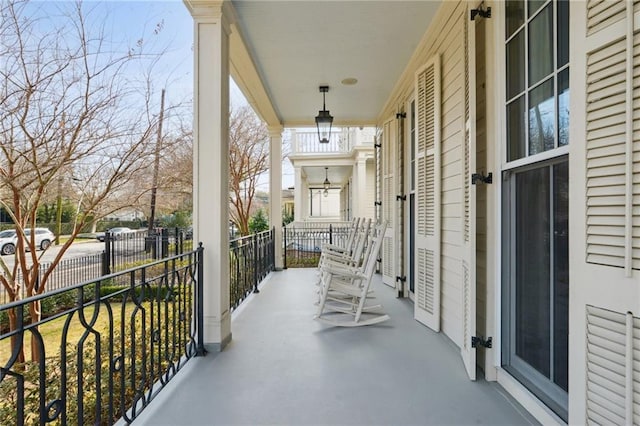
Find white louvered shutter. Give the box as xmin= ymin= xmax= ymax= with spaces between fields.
xmin=585 ymin=306 xmax=640 ymax=425
xmin=414 ymin=55 xmax=441 ymax=331
xmin=585 ymin=1 xmax=640 ymax=272
xmin=575 ymin=1 xmax=640 ymax=423
xmin=381 ymin=118 xmax=397 ymax=287
xmin=395 ymin=110 xmax=406 ymax=295
xmin=460 ymin=13 xmax=477 ymax=381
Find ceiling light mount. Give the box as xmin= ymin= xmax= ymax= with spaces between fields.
xmin=315 ymin=86 xmax=333 ymax=144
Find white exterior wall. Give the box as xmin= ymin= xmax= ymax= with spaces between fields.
xmin=380 ymin=0 xmax=468 ymax=349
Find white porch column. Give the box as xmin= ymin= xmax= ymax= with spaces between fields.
xmin=269 ymin=126 xmax=284 ymax=269
xmin=351 ymin=163 xmax=359 ymax=217
xmin=356 ymin=157 xmax=367 ymax=218
xmin=188 ymin=0 xmax=231 ymax=351
xmin=294 ymin=167 xmax=302 ymax=221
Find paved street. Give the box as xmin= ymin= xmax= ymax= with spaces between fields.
xmin=0 ymin=239 xmax=105 ymax=268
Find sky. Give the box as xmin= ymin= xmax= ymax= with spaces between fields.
xmin=25 ymin=0 xmax=293 ymax=190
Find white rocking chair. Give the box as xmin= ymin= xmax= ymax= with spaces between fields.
xmin=314 ymin=221 xmax=389 ymax=327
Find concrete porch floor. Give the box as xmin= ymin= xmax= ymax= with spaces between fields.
xmin=134 ymin=268 xmax=538 ymax=425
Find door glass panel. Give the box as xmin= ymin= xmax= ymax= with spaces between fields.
xmin=507 ymin=95 xmax=526 ymax=161
xmin=553 ymin=162 xmax=569 ymax=392
xmin=528 ymin=4 xmax=553 ymax=86
xmin=506 ymin=0 xmax=524 ymax=39
xmin=528 ymin=77 xmax=555 ymax=155
xmin=528 ymin=0 xmax=547 ymax=16
xmin=515 ymin=166 xmax=551 ymax=378
xmin=558 ymin=69 xmax=569 ymax=147
xmin=507 ymin=31 xmax=525 ymax=100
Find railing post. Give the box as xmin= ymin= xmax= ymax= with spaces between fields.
xmin=253 ymin=233 xmax=260 ymax=294
xmin=102 ymin=232 xmax=111 ymax=275
xmin=196 ymin=244 xmax=206 ymax=356
xmin=329 ymin=224 xmax=333 ymax=245
xmin=162 ymin=228 xmax=169 ymax=258
xmin=283 ymin=226 xmax=288 ymax=269
xmin=271 ymin=226 xmax=275 ymax=271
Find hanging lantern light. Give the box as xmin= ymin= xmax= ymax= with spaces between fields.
xmin=315 ymin=86 xmax=333 ymax=144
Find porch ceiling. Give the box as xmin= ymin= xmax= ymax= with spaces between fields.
xmin=229 ymin=0 xmax=441 ymax=128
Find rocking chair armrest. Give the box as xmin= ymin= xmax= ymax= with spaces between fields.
xmin=321 ymin=261 xmax=363 ymax=278
xmin=321 ymin=245 xmax=349 ymax=256
xmin=321 ymin=255 xmax=360 ymax=269
xmin=321 ymin=251 xmax=354 ymax=263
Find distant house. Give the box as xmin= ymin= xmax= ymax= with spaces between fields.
xmin=104 ymin=209 xmax=145 ymax=222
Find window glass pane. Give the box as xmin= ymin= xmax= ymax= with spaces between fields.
xmin=557 ymin=0 xmax=569 ymax=67
xmin=558 ymin=68 xmax=569 ymax=146
xmin=553 ymin=161 xmax=569 ymax=392
xmin=528 ymin=4 xmax=553 ymax=86
xmin=528 ymin=0 xmax=547 ymax=17
xmin=506 ymin=0 xmax=524 ymax=39
xmin=515 ymin=166 xmax=551 ymax=379
xmin=529 ymin=77 xmax=555 ymax=155
xmin=507 ymin=96 xmax=526 ymax=161
xmin=507 ymin=31 xmax=525 ymax=100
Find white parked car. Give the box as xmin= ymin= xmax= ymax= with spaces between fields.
xmin=0 ymin=228 xmax=55 ymax=255
xmin=96 ymin=227 xmax=134 ymax=242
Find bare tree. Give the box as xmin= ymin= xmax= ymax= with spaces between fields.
xmin=228 ymin=106 xmax=269 ymax=236
xmin=0 ymin=0 xmax=172 ymax=361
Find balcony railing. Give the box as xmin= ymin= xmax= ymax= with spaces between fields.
xmin=0 ymin=247 xmax=204 ymax=425
xmin=291 ymin=129 xmax=351 ymax=155
xmin=229 ymin=228 xmax=275 ymax=310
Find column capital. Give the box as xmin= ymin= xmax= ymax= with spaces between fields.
xmin=184 ymin=0 xmax=234 ymax=31
xmin=268 ymin=125 xmax=284 ymax=137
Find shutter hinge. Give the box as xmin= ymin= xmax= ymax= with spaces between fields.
xmin=471 ymin=336 xmax=492 ymax=349
xmin=471 ymin=172 xmax=492 ymax=185
xmin=396 ymin=194 xmax=406 ymax=201
xmin=396 ymin=112 xmax=407 ymax=119
xmin=374 ymin=201 xmax=382 ymax=206
xmin=395 ymin=276 xmax=406 ymax=283
xmin=470 ymin=6 xmax=491 ymax=21
xmin=374 ymin=143 xmax=382 ymax=148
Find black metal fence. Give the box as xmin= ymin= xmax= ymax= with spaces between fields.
xmin=102 ymin=228 xmax=191 ymax=275
xmin=0 ymin=253 xmax=105 ymax=305
xmin=283 ymin=223 xmax=351 ymax=268
xmin=0 ymin=247 xmax=205 ymax=425
xmin=0 ymin=228 xmax=191 ymax=305
xmin=229 ymin=228 xmax=275 ymax=311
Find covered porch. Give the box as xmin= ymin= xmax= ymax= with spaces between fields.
xmin=134 ymin=268 xmax=536 ymax=425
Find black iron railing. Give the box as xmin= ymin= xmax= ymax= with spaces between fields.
xmin=0 ymin=246 xmax=204 ymax=425
xmin=283 ymin=223 xmax=351 ymax=268
xmin=229 ymin=228 xmax=275 ymax=310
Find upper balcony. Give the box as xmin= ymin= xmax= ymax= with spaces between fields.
xmin=290 ymin=127 xmax=375 ymax=158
